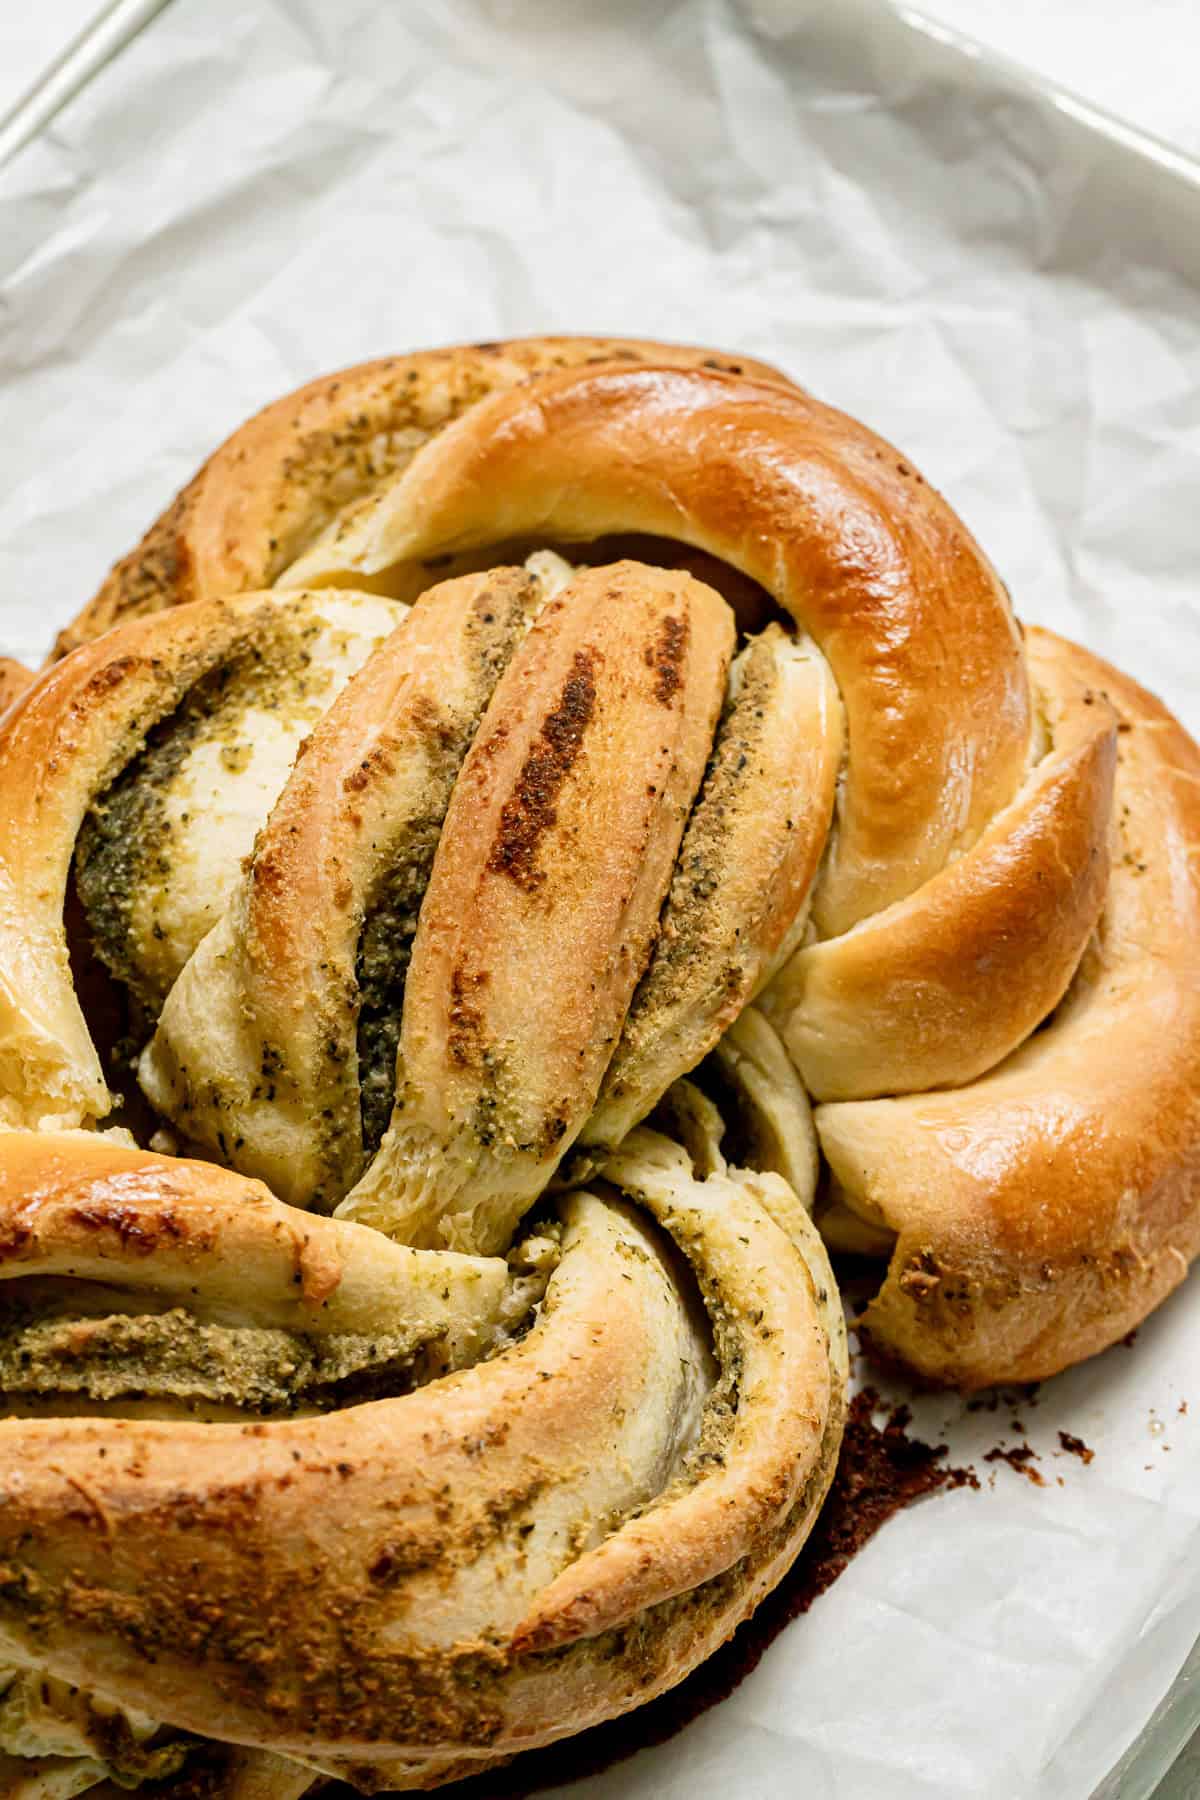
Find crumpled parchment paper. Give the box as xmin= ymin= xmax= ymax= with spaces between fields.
xmin=2 ymin=1 xmax=1200 ymax=1794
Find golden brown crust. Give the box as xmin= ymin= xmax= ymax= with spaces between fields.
xmin=0 ymin=1130 xmax=842 ymax=1775
xmin=584 ymin=626 xmax=843 ymax=1148
xmin=770 ymin=629 xmax=1118 ymax=1099
xmin=59 ymin=339 xmax=789 ymax=659
xmin=514 ymin=1133 xmax=842 ymax=1653
xmin=816 ymin=635 xmax=1200 ymax=1385
xmin=279 ymin=360 xmax=1032 ymax=935
xmin=335 ymin=562 xmax=735 ymax=1251
xmin=0 ymin=1133 xmax=511 ymax=1346
xmin=0 ymin=594 xmax=276 ymax=1129
xmin=139 ymin=567 xmax=545 ymax=1209
xmin=0 ymin=590 xmax=399 ymax=1133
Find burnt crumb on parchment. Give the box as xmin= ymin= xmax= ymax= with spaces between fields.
xmin=1057 ymin=1431 xmax=1095 ymax=1465
xmin=983 ymin=1442 xmax=1045 ymax=1486
xmin=416 ymin=1390 xmax=977 ymax=1800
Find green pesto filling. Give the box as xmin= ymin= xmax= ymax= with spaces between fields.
xmin=0 ymin=1306 xmax=443 ymax=1417
xmin=354 ymin=824 xmax=441 ymax=1159
xmin=636 ymin=632 xmax=778 ymax=991
xmin=73 ymin=620 xmax=332 ymax=1023
xmin=0 ymin=1669 xmax=193 ymax=1789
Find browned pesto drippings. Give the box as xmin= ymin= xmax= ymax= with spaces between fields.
xmin=444 ymin=1393 xmax=976 ymax=1800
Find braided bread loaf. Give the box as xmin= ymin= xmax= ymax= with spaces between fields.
xmin=1 ymin=336 xmax=1198 ymax=1797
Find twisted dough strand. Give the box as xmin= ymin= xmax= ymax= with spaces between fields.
xmin=338 ymin=560 xmax=734 ymax=1251
xmin=60 ymin=338 xmax=787 ymax=658
xmin=140 ymin=566 xmax=546 ymax=1209
xmin=280 ymin=361 xmax=1033 ymax=935
xmin=817 ymin=642 xmax=1200 ymax=1384
xmin=0 ymin=590 xmax=401 ymax=1132
xmin=0 ymin=1129 xmax=842 ymax=1774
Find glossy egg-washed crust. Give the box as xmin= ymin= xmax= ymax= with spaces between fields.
xmin=0 ymin=335 xmax=1199 ymax=1794
xmin=54 ymin=338 xmax=788 ymax=659
xmin=816 ymin=645 xmax=1200 ymax=1386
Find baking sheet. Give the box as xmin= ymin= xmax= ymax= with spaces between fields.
xmin=0 ymin=1 xmax=171 ymax=169
xmin=2 ymin=0 xmax=1200 ymax=1794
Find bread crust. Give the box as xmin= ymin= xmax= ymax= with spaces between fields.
xmin=0 ymin=1131 xmax=843 ymax=1778
xmin=0 ymin=661 xmax=33 ymax=718
xmin=336 ymin=561 xmax=734 ymax=1251
xmin=585 ymin=626 xmax=843 ymax=1148
xmin=58 ymin=338 xmax=788 ymax=660
xmin=0 ymin=590 xmax=400 ymax=1133
xmin=139 ymin=567 xmax=545 ymax=1209
xmin=770 ymin=629 xmax=1118 ymax=1099
xmin=279 ymin=361 xmax=1032 ymax=935
xmin=0 ymin=594 xmax=277 ymax=1129
xmin=817 ymin=635 xmax=1200 ymax=1385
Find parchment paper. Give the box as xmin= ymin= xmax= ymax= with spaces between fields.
xmin=2 ymin=2 xmax=1200 ymax=1794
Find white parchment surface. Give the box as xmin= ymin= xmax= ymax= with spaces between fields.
xmin=2 ymin=1 xmax=1200 ymax=1794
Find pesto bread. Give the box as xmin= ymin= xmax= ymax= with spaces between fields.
xmin=0 ymin=1126 xmax=844 ymax=1795
xmin=9 ymin=341 xmax=1198 ymax=1388
xmin=0 ymin=336 xmax=1198 ymax=1796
